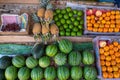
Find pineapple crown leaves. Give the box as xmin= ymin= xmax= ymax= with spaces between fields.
xmin=32 ymin=13 xmax=40 ymax=23
xmin=39 ymin=0 xmax=50 ymax=8
xmin=46 ymin=3 xmax=53 ymax=10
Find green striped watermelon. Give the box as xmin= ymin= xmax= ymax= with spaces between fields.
xmin=46 ymin=44 xmax=58 ymax=57
xmin=31 ymin=67 xmax=43 ymax=80
xmin=12 ymin=55 xmax=25 ymax=68
xmin=44 ymin=66 xmax=56 ymax=80
xmin=71 ymin=66 xmax=82 ymax=80
xmin=58 ymin=39 xmax=73 ymax=54
xmin=26 ymin=56 xmax=38 ymax=69
xmin=39 ymin=56 xmax=50 ymax=68
xmin=57 ymin=66 xmax=70 ymax=80
xmin=5 ymin=66 xmax=17 ymax=80
xmin=68 ymin=51 xmax=82 ymax=66
xmin=18 ymin=67 xmax=30 ymax=80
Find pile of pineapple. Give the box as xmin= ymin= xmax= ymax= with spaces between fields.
xmin=32 ymin=0 xmax=59 ymax=43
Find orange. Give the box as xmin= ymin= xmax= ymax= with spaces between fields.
xmin=104 ymin=52 xmax=109 ymax=56
xmin=97 ymin=21 xmax=101 ymax=24
xmin=115 ymin=52 xmax=120 ymax=57
xmin=102 ymin=13 xmax=106 ymax=18
xmin=106 ymin=61 xmax=111 ymax=67
xmin=114 ymin=28 xmax=119 ymax=32
xmin=87 ymin=16 xmax=91 ymax=20
xmin=92 ymin=28 xmax=98 ymax=32
xmin=106 ymin=21 xmax=110 ymax=25
xmin=107 ymin=66 xmax=113 ymax=72
xmin=101 ymin=20 xmax=106 ymax=24
xmin=102 ymin=72 xmax=108 ymax=78
xmin=87 ymin=26 xmax=93 ymax=31
xmin=116 ymin=15 xmax=120 ymax=19
xmin=116 ymin=24 xmax=120 ymax=28
xmin=110 ymin=24 xmax=115 ymax=28
xmin=111 ymin=20 xmax=115 ymax=24
xmin=106 ymin=12 xmax=111 ymax=16
xmin=99 ymin=17 xmax=103 ymax=21
xmin=113 ymin=66 xmax=119 ymax=72
xmin=113 ymin=47 xmax=119 ymax=52
xmin=106 ymin=56 xmax=111 ymax=61
xmin=99 ymin=48 xmax=104 ymax=54
xmin=91 ymin=19 xmax=95 ymax=24
xmin=105 ymin=17 xmax=110 ymax=21
xmin=118 ymin=44 xmax=120 ymax=49
xmin=116 ymin=63 xmax=120 ymax=68
xmin=104 ymin=24 xmax=109 ymax=28
xmin=116 ymin=20 xmax=120 ymax=24
xmin=111 ymin=11 xmax=115 ymax=15
xmin=87 ymin=20 xmax=90 ymax=23
xmin=113 ymin=72 xmax=120 ymax=78
xmin=101 ymin=60 xmax=106 ymax=66
xmin=98 ymin=28 xmax=103 ymax=32
xmin=116 ymin=10 xmax=120 ymax=15
xmin=116 ymin=58 xmax=120 ymax=63
xmin=87 ymin=23 xmax=92 ymax=27
xmin=108 ymin=28 xmax=114 ymax=32
xmin=109 ymin=50 xmax=114 ymax=55
xmin=113 ymin=41 xmax=119 ymax=46
xmin=111 ymin=55 xmax=116 ymax=60
xmin=94 ymin=23 xmax=99 ymax=28
xmin=104 ymin=46 xmax=109 ymax=51
xmin=110 ymin=15 xmax=115 ymax=19
xmin=99 ymin=24 xmax=104 ymax=28
xmin=108 ymin=73 xmax=113 ymax=78
xmin=100 ymin=54 xmax=105 ymax=60
xmin=102 ymin=66 xmax=107 ymax=72
xmin=90 ymin=15 xmax=95 ymax=19
xmin=111 ymin=61 xmax=116 ymax=66
xmin=103 ymin=28 xmax=108 ymax=33
xmin=109 ymin=44 xmax=114 ymax=49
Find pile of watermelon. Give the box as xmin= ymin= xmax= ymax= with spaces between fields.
xmin=0 ymin=39 xmax=98 ymax=80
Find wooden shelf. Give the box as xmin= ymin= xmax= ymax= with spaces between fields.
xmin=0 ymin=36 xmax=93 ymax=43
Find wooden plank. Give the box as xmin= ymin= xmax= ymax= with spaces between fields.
xmin=0 ymin=36 xmax=93 ymax=43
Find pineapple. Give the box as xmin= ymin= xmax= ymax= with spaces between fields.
xmin=50 ymin=23 xmax=59 ymax=35
xmin=42 ymin=24 xmax=49 ymax=35
xmin=32 ymin=13 xmax=40 ymax=23
xmin=44 ymin=3 xmax=53 ymax=21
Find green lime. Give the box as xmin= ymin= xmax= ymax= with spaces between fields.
xmin=66 ymin=20 xmax=71 ymax=24
xmin=56 ymin=22 xmax=61 ymax=26
xmin=76 ymin=17 xmax=82 ymax=21
xmin=80 ymin=19 xmax=84 ymax=25
xmin=71 ymin=17 xmax=75 ymax=22
xmin=66 ymin=32 xmax=70 ymax=36
xmin=54 ymin=16 xmax=59 ymax=22
xmin=60 ymin=26 xmax=64 ymax=31
xmin=66 ymin=7 xmax=72 ymax=12
xmin=66 ymin=29 xmax=71 ymax=32
xmin=71 ymin=32 xmax=76 ymax=36
xmin=58 ymin=14 xmax=63 ymax=19
xmin=77 ymin=32 xmax=82 ymax=36
xmin=74 ymin=21 xmax=79 ymax=26
xmin=80 ymin=29 xmax=83 ymax=33
xmin=77 ymin=10 xmax=83 ymax=16
xmin=64 ymin=14 xmax=69 ymax=19
xmin=60 ymin=31 xmax=65 ymax=36
xmin=73 ymin=27 xmax=78 ymax=32
xmin=60 ymin=19 xmax=65 ymax=24
xmin=56 ymin=9 xmax=61 ymax=14
xmin=54 ymin=12 xmax=57 ymax=16
xmin=69 ymin=24 xmax=74 ymax=29
xmin=68 ymin=12 xmax=74 ymax=17
xmin=63 ymin=24 xmax=68 ymax=29
xmin=61 ymin=9 xmax=66 ymax=14
xmin=73 ymin=9 xmax=78 ymax=15
xmin=78 ymin=25 xmax=83 ymax=29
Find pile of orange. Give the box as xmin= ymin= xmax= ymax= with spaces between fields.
xmin=99 ymin=41 xmax=120 ymax=78
xmin=87 ymin=10 xmax=120 ymax=32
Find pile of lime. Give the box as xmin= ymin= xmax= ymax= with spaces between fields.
xmin=53 ymin=7 xmax=84 ymax=36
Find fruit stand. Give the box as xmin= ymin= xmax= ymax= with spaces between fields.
xmin=0 ymin=0 xmax=119 ymax=80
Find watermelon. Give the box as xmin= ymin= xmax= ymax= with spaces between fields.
xmin=12 ymin=55 xmax=25 ymax=68
xmin=0 ymin=69 xmax=5 ymax=80
xmin=58 ymin=39 xmax=73 ymax=54
xmin=68 ymin=51 xmax=82 ymax=66
xmin=0 ymin=56 xmax=11 ymax=69
xmin=71 ymin=66 xmax=82 ymax=80
xmin=44 ymin=66 xmax=56 ymax=80
xmin=18 ymin=67 xmax=30 ymax=80
xmin=46 ymin=44 xmax=58 ymax=57
xmin=82 ymin=51 xmax=94 ymax=65
xmin=5 ymin=66 xmax=17 ymax=80
xmin=31 ymin=67 xmax=43 ymax=80
xmin=26 ymin=56 xmax=38 ymax=69
xmin=84 ymin=66 xmax=97 ymax=80
xmin=54 ymin=53 xmax=67 ymax=66
xmin=39 ymin=56 xmax=50 ymax=68
xmin=57 ymin=66 xmax=70 ymax=80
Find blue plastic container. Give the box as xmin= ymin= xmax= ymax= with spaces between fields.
xmin=99 ymin=0 xmax=115 ymax=2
